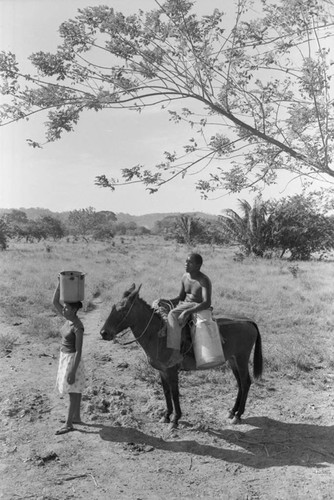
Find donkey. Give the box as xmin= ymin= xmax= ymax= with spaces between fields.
xmin=100 ymin=284 xmax=263 ymax=428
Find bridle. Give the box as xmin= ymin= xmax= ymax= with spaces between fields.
xmin=120 ymin=308 xmax=157 ymax=346
xmin=107 ymin=295 xmax=194 ymax=357
xmin=109 ymin=293 xmax=160 ymax=346
xmin=113 ymin=293 xmax=138 ymax=330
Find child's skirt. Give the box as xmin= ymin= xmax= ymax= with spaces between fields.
xmin=56 ymin=351 xmax=86 ymax=394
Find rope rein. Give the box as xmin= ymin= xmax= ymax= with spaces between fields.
xmin=114 ymin=296 xmax=195 ymax=357
xmin=119 ymin=308 xmax=157 ymax=346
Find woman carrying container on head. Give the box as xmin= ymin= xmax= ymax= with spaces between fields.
xmin=53 ymin=279 xmax=85 ymax=435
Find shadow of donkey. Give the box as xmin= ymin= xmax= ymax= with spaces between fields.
xmin=99 ymin=416 xmax=334 ymax=469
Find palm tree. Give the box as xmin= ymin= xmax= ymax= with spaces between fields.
xmin=175 ymin=215 xmax=200 ymax=246
xmin=220 ymin=197 xmax=269 ymax=257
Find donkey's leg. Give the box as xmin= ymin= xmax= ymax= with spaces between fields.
xmin=235 ymin=366 xmax=251 ymax=421
xmin=167 ymin=367 xmax=182 ymax=428
xmin=230 ymin=356 xmax=252 ymax=423
xmin=228 ymin=359 xmax=242 ymax=420
xmin=159 ymin=371 xmax=173 ymax=423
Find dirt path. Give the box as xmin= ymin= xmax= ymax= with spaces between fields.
xmin=1 ymin=303 xmax=334 ymax=499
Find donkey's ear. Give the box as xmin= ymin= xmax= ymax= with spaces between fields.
xmin=136 ymin=284 xmax=142 ymax=295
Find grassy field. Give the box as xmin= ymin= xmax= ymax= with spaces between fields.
xmin=1 ymin=235 xmax=333 ymax=377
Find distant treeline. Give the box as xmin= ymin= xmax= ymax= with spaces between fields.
xmin=0 ymin=207 xmax=223 ymax=244
xmin=1 ymin=191 xmax=334 ymax=260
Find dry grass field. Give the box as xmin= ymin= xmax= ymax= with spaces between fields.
xmin=1 ymin=236 xmax=334 ymax=499
xmin=1 ymin=236 xmax=333 ymax=372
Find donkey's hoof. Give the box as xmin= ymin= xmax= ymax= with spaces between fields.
xmin=169 ymin=421 xmax=178 ymax=430
xmin=228 ymin=411 xmax=235 ymax=419
xmin=231 ymin=416 xmax=241 ymax=425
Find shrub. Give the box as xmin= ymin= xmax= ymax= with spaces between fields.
xmin=0 ymin=219 xmax=8 ymax=250
xmin=0 ymin=333 xmax=18 ymax=355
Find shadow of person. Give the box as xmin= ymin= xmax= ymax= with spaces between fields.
xmin=99 ymin=424 xmax=262 ymax=467
xmin=204 ymin=416 xmax=334 ymax=468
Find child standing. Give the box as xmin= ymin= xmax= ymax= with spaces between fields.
xmin=53 ymin=281 xmax=85 ymax=435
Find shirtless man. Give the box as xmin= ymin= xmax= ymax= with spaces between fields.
xmin=165 ymin=253 xmax=212 ymax=365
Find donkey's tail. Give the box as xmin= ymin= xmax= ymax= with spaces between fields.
xmin=252 ymin=323 xmax=263 ymax=379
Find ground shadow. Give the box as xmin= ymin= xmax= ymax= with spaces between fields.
xmin=213 ymin=416 xmax=334 ymax=466
xmin=98 ymin=416 xmax=334 ymax=469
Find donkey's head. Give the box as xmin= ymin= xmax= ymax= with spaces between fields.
xmin=100 ymin=283 xmax=142 ymax=341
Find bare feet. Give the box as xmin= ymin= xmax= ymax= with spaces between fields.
xmin=55 ymin=425 xmax=74 ymax=435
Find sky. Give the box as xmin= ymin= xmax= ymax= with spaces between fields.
xmin=0 ymin=0 xmax=328 ymax=216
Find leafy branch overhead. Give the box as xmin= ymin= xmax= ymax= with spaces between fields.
xmin=1 ymin=0 xmax=334 ymax=194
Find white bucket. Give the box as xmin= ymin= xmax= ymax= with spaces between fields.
xmin=191 ymin=311 xmax=225 ymax=369
xmin=60 ymin=271 xmax=85 ymax=302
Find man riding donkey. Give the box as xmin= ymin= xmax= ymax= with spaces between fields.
xmin=155 ymin=252 xmax=218 ymax=368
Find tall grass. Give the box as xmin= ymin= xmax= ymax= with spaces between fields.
xmin=1 ymin=236 xmax=333 ymax=376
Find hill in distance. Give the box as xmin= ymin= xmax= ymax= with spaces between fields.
xmin=0 ymin=208 xmax=219 ymax=230
xmin=116 ymin=211 xmax=219 ymax=229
